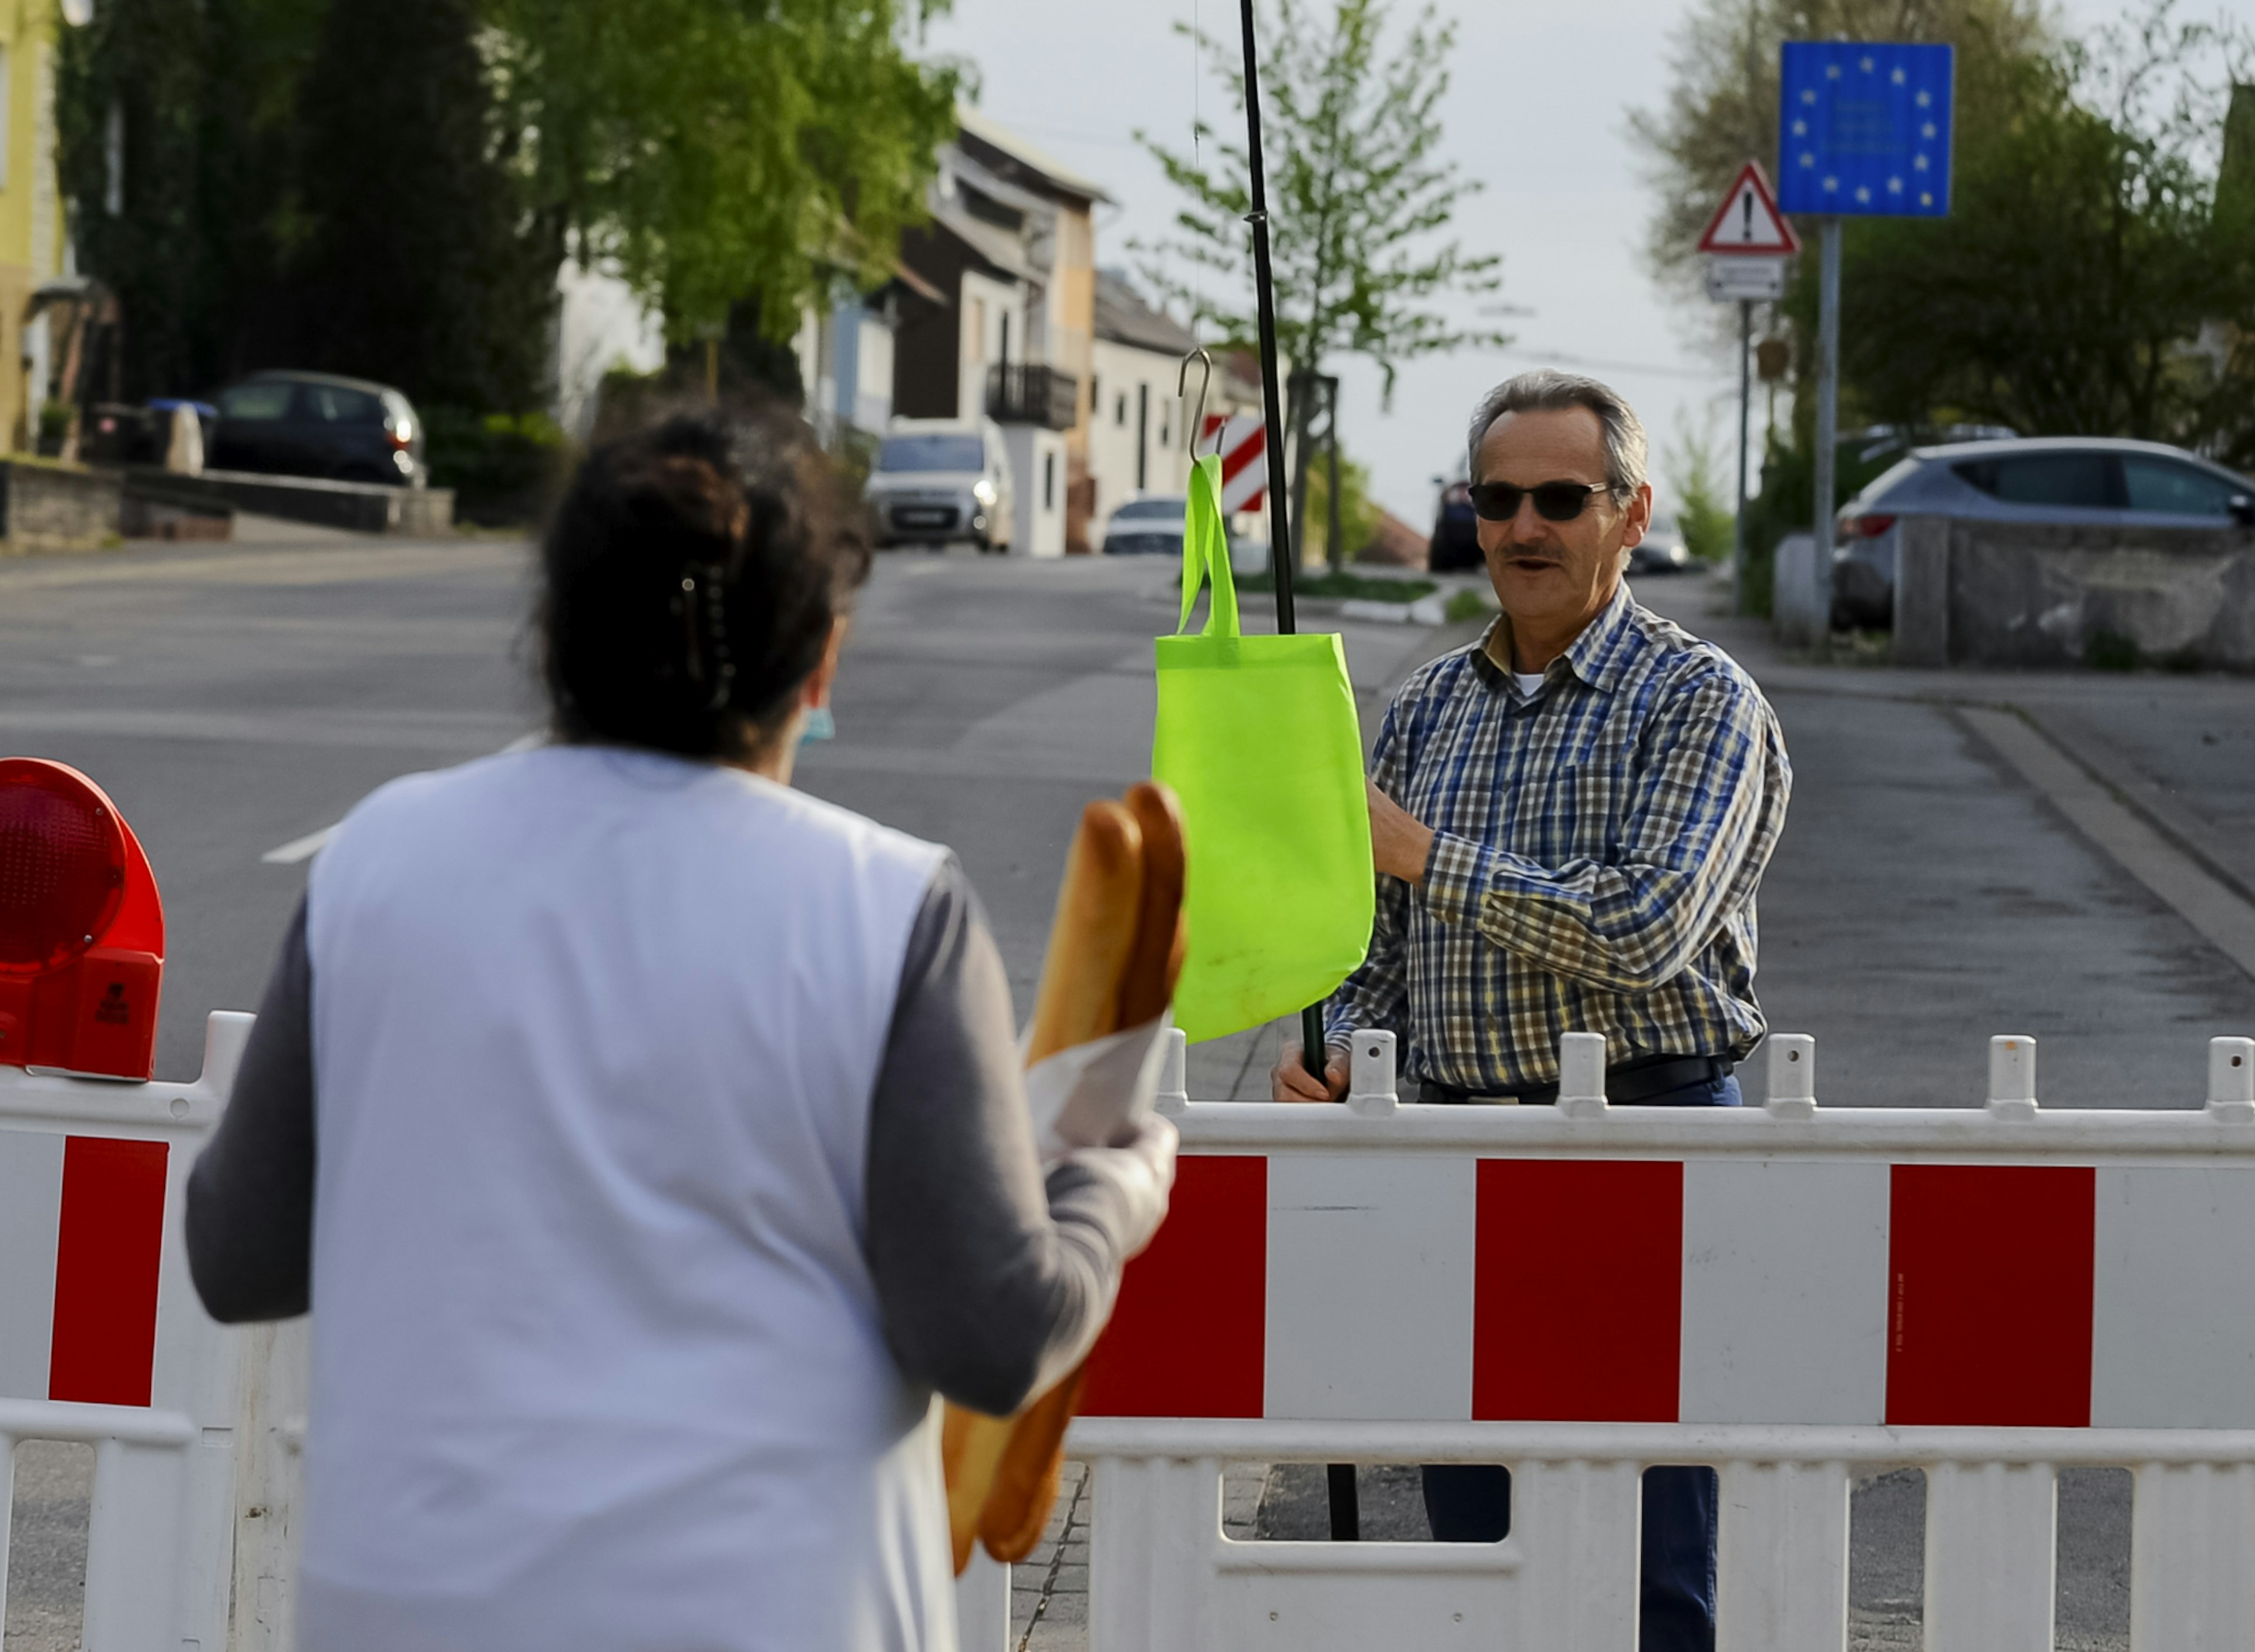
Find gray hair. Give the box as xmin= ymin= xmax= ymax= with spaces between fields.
xmin=1466 ymin=370 xmax=1648 ymax=500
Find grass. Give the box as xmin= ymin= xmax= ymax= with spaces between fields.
xmin=1443 ymin=589 xmax=1493 ymax=624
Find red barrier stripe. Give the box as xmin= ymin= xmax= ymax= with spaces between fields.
xmin=1218 ymin=433 xmax=1264 ymax=486
xmin=1886 ymin=1164 xmax=2094 ymax=1427
xmin=1082 ymin=1155 xmax=1266 ymax=1418
xmin=1473 ymin=1159 xmax=1683 ymax=1422
xmin=48 ymin=1137 xmax=169 ymax=1407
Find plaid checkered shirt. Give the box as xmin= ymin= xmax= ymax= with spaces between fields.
xmin=1325 ymin=584 xmax=1792 ymax=1093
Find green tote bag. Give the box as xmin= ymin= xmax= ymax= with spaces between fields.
xmin=1152 ymin=453 xmax=1374 ymax=1044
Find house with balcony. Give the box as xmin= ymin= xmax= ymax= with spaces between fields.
xmin=1088 ymin=269 xmax=1264 ymax=543
xmin=891 ymin=108 xmax=1106 ymax=555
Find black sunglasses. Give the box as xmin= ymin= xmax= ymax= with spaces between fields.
xmin=1469 ymin=480 xmax=1612 ymax=523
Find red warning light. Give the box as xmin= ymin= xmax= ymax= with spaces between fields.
xmin=0 ymin=759 xmax=166 ymax=1079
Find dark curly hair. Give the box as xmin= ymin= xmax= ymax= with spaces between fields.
xmin=537 ymin=408 xmax=871 ymax=763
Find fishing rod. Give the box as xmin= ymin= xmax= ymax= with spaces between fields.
xmin=1233 ymin=0 xmax=1359 ymax=1548
xmin=1230 ymin=0 xmax=1331 ymax=1114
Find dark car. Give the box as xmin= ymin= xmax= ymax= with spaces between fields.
xmin=1429 ymin=480 xmax=1481 ymax=571
xmin=209 ymin=372 xmax=425 ymax=487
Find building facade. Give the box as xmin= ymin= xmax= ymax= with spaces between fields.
xmin=891 ymin=108 xmax=1103 ymax=554
xmin=0 ymin=0 xmax=68 ymax=451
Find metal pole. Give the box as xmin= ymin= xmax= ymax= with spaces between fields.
xmin=1811 ymin=220 xmax=1842 ymax=613
xmin=1732 ymin=299 xmax=1751 ymax=613
xmin=1237 ymin=0 xmax=1352 ymax=1543
xmin=1237 ymin=0 xmax=1298 ymax=639
xmin=1231 ymin=0 xmax=1330 ymax=1107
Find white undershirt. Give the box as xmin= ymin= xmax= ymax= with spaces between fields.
xmin=1513 ymin=672 xmax=1545 ymax=700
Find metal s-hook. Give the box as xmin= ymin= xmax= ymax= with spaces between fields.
xmin=1176 ymin=347 xmax=1214 ymax=457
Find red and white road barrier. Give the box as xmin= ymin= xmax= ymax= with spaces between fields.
xmin=0 ymin=1012 xmax=248 ymax=1652
xmin=15 ymin=1004 xmax=2254 ymax=1651
xmin=959 ymin=1027 xmax=2255 ymax=1651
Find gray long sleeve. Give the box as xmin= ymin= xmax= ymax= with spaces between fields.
xmin=186 ymin=898 xmax=317 ymax=1323
xmin=187 ymin=864 xmax=1152 ymax=1419
xmin=863 ymin=856 xmax=1149 ymax=1417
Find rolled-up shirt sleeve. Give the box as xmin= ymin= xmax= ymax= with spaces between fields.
xmin=1418 ymin=672 xmax=1781 ymax=994
xmin=863 ymin=855 xmax=1156 ymax=1417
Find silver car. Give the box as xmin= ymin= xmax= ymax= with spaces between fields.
xmin=1831 ymin=436 xmax=2255 ymax=628
xmin=1100 ymin=494 xmax=1188 ymax=555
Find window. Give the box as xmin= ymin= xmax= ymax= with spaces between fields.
xmin=1953 ymin=453 xmax=2122 ymax=508
xmin=2122 ymin=456 xmax=2243 ymax=517
xmin=1112 ymin=496 xmax=1186 ymax=520
xmin=217 ymin=382 xmax=294 ymax=420
xmin=1044 ymin=452 xmax=1056 ymax=510
xmin=1115 ymin=393 xmax=1127 ymax=427
xmin=879 ymin=434 xmax=984 ymax=473
xmin=1088 ymin=374 xmax=1099 ymax=416
xmin=298 ymin=384 xmax=383 ymax=424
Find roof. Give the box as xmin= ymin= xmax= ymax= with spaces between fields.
xmin=927 ymin=197 xmax=1039 ymax=283
xmin=1094 ymin=269 xmax=1195 ymax=355
xmin=1909 ymin=434 xmax=2251 ymax=480
xmin=239 ymin=369 xmax=402 ymax=398
xmin=953 ymin=105 xmax=1112 ymax=205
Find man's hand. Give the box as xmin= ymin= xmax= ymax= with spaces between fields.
xmin=1272 ymin=1040 xmax=1349 ymax=1103
xmin=1367 ymin=777 xmax=1435 ymax=886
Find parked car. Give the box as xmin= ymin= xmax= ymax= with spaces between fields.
xmin=1830 ymin=437 xmax=2255 ymax=628
xmin=863 ymin=418 xmax=1014 ymax=552
xmin=1429 ymin=479 xmax=1480 ymax=571
xmin=208 ymin=372 xmax=425 ymax=486
xmin=1100 ymin=494 xmax=1189 ymax=555
xmin=1630 ymin=511 xmax=1693 ymax=575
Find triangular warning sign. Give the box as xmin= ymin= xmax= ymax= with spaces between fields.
xmin=1697 ymin=163 xmax=1800 ymax=255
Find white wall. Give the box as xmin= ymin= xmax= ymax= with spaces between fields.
xmin=555 ymin=261 xmax=666 ymax=439
xmin=1086 ymin=336 xmax=1192 ymax=525
xmin=1001 ymin=426 xmax=1068 ymax=557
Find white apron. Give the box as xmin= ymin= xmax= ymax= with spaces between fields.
xmin=299 ymin=745 xmax=952 ymax=1652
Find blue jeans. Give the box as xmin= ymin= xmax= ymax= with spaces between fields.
xmin=1422 ymin=1069 xmax=1739 ymax=1652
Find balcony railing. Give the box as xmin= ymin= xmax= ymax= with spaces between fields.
xmin=985 ymin=363 xmax=1079 ymax=431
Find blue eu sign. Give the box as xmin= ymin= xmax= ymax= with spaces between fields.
xmin=1776 ymin=42 xmax=1954 ymax=217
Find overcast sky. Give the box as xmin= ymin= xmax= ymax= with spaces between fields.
xmin=921 ymin=0 xmax=2139 ymax=528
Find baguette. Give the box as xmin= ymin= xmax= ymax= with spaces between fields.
xmin=1025 ymin=800 xmax=1145 ymax=1063
xmin=977 ymin=781 xmax=1187 ymax=1563
xmin=1116 ymin=780 xmax=1187 ymax=1029
xmin=945 ymin=800 xmax=1145 ymax=1573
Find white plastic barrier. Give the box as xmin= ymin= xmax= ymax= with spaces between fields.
xmin=0 ymin=1012 xmax=250 ymax=1652
xmin=1029 ymin=1027 xmax=2255 ymax=1651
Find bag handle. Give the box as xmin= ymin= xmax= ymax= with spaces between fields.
xmin=1176 ymin=453 xmax=1240 ymax=639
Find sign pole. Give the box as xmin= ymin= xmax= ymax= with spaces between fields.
xmin=1811 ymin=218 xmax=1842 ymax=614
xmin=1733 ymin=298 xmax=1752 ymax=613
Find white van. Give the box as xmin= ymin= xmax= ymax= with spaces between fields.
xmin=863 ymin=417 xmax=1015 ymax=552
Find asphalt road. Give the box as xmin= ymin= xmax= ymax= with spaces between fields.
xmin=8 ymin=535 xmax=2254 ymax=1648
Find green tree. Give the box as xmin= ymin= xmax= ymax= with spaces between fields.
xmin=1829 ymin=9 xmax=2255 ymax=458
xmin=1304 ymin=446 xmax=1382 ymax=564
xmin=58 ymin=0 xmax=328 ymax=396
xmin=288 ymin=0 xmax=554 ymax=412
xmin=481 ymin=0 xmax=961 ymax=342
xmin=1662 ymin=418 xmax=1736 ymax=564
xmin=1135 ymin=0 xmax=1505 ymax=564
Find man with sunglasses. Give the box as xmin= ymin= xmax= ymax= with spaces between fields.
xmin=1273 ymin=370 xmax=1790 ymax=1652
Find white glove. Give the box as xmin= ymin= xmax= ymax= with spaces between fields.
xmin=1058 ymin=1113 xmax=1179 ymax=1260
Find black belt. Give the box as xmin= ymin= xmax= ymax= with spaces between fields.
xmin=1416 ymin=1053 xmax=1732 ymax=1108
